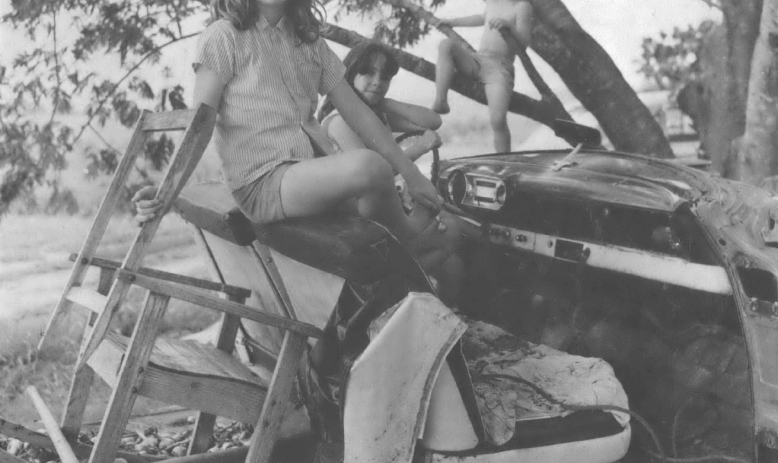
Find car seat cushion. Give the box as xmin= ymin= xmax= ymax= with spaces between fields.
xmin=462 ymin=319 xmax=630 ymax=446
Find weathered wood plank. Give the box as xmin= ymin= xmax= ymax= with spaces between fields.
xmin=189 ymin=294 xmax=245 ymax=455
xmin=88 ymin=292 xmax=169 ymax=463
xmin=119 ymin=270 xmax=323 ymax=339
xmin=69 ymin=253 xmax=251 ymax=300
xmin=61 ymin=268 xmax=115 ymax=439
xmin=164 ymin=446 xmax=248 ymax=463
xmin=140 ymin=108 xmax=195 ymax=132
xmin=38 ymin=110 xmax=151 ymax=350
xmin=77 ymin=103 xmax=217 ymax=369
xmin=245 ymin=331 xmax=307 ymax=463
xmin=25 ymin=386 xmax=80 ymax=463
xmin=65 ymin=287 xmax=107 ymax=315
xmin=87 ymin=334 xmax=266 ymax=424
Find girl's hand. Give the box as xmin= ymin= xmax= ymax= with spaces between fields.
xmin=132 ymin=185 xmax=162 ymax=225
xmin=414 ymin=130 xmax=443 ymax=153
xmin=489 ymin=18 xmax=509 ymax=31
xmin=404 ymin=168 xmax=442 ymax=214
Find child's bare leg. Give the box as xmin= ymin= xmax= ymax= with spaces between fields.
xmin=485 ymin=82 xmax=512 ymax=152
xmin=433 ymin=39 xmax=479 ymax=115
xmin=279 ymin=150 xmax=420 ymax=244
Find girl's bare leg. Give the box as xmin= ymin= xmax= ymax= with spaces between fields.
xmin=432 ymin=39 xmax=479 ymax=115
xmin=485 ymin=81 xmax=512 ymax=152
xmin=280 ymin=149 xmax=420 ymax=244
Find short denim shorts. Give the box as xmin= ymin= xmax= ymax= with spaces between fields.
xmin=232 ymin=162 xmax=296 ymax=224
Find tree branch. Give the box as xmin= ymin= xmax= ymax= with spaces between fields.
xmin=48 ymin=10 xmax=62 ymax=126
xmin=72 ymin=32 xmax=200 ymax=144
xmin=379 ymin=0 xmax=574 ymax=130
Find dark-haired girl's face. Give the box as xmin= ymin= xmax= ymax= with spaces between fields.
xmin=353 ymin=54 xmax=393 ymax=107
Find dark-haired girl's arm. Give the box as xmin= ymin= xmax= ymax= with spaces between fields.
xmin=382 ymin=98 xmax=442 ymax=132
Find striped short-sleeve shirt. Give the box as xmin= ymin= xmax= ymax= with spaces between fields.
xmin=194 ymin=17 xmax=345 ymax=191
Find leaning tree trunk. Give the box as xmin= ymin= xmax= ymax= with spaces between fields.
xmin=730 ymin=0 xmax=778 ymax=185
xmin=528 ymin=0 xmax=674 ymax=158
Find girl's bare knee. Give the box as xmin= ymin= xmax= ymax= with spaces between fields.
xmin=489 ymin=112 xmax=508 ymax=130
xmin=438 ymin=38 xmax=454 ymax=54
xmin=345 ymin=150 xmax=394 ymax=190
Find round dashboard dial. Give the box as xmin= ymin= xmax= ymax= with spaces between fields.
xmin=447 ymin=170 xmax=466 ymax=205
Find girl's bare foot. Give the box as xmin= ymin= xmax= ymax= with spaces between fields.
xmin=431 ymin=99 xmax=450 ymax=114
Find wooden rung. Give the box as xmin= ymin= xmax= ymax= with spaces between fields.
xmin=65 ymin=287 xmax=107 ymax=315
xmin=69 ymin=253 xmax=251 ymax=300
xmin=140 ymin=109 xmax=196 ymax=132
xmin=117 ymin=269 xmax=324 ymax=339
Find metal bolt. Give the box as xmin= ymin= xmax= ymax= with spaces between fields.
xmin=516 ymin=234 xmax=527 ymax=243
xmin=548 ymin=240 xmax=554 ymax=248
xmin=266 ymin=257 xmax=273 ymax=263
xmin=131 ymin=387 xmax=139 ymax=394
xmin=81 ymin=257 xmax=90 ymax=265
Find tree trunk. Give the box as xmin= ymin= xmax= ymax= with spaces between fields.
xmin=528 ymin=0 xmax=674 ymax=158
xmin=730 ymin=0 xmax=778 ymax=185
xmin=716 ymin=0 xmax=765 ymax=178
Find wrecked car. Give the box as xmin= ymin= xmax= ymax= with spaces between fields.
xmin=172 ymin=121 xmax=774 ymax=462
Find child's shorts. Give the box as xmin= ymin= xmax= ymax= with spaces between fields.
xmin=232 ymin=162 xmax=296 ymax=224
xmin=475 ymin=52 xmax=515 ymax=88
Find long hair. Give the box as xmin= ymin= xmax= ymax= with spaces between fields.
xmin=209 ymin=0 xmax=324 ymax=43
xmin=318 ymin=41 xmax=400 ymax=121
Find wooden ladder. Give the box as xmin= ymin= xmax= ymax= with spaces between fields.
xmin=38 ymin=103 xmax=216 ymax=362
xmin=30 ymin=104 xmax=323 ymax=462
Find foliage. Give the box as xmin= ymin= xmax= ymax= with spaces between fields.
xmin=331 ymin=0 xmax=445 ymax=47
xmin=1 ymin=0 xmax=205 ymax=217
xmin=637 ymin=21 xmax=714 ymax=98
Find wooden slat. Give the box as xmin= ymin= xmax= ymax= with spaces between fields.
xmin=253 ymin=244 xmax=296 ymax=320
xmin=25 ymin=386 xmax=80 ymax=463
xmin=140 ymin=108 xmax=195 ymax=132
xmin=88 ymin=292 xmax=169 ymax=463
xmin=245 ymin=331 xmax=308 ymax=463
xmin=69 ymin=253 xmax=251 ymax=300
xmin=190 ymin=293 xmax=245 ymax=455
xmin=61 ymin=268 xmax=115 ymax=439
xmin=65 ymin=287 xmax=107 ymax=315
xmin=77 ymin=103 xmax=217 ymax=369
xmin=87 ymin=334 xmax=266 ymax=423
xmin=120 ymin=270 xmax=324 ymax=339
xmin=163 ymin=446 xmax=248 ymax=463
xmin=39 ymin=110 xmax=151 ymax=350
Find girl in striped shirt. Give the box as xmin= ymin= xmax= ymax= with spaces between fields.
xmin=135 ymin=0 xmax=446 ymax=259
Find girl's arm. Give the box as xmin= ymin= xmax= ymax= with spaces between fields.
xmin=441 ymin=14 xmax=485 ymax=27
xmin=382 ymin=98 xmax=442 ymax=132
xmin=193 ymin=67 xmax=226 ymax=108
xmin=328 ymin=80 xmax=441 ymax=212
xmin=327 ymin=115 xmax=440 ymax=163
xmin=513 ymin=1 xmax=533 ymax=48
xmin=134 ymin=68 xmax=225 ymax=223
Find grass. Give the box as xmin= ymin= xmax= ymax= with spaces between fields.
xmin=0 ymin=210 xmax=220 ymax=426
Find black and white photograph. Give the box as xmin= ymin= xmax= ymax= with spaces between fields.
xmin=1 ymin=0 xmax=776 ymax=461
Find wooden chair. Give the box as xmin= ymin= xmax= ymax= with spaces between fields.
xmin=32 ymin=104 xmax=323 ymax=463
